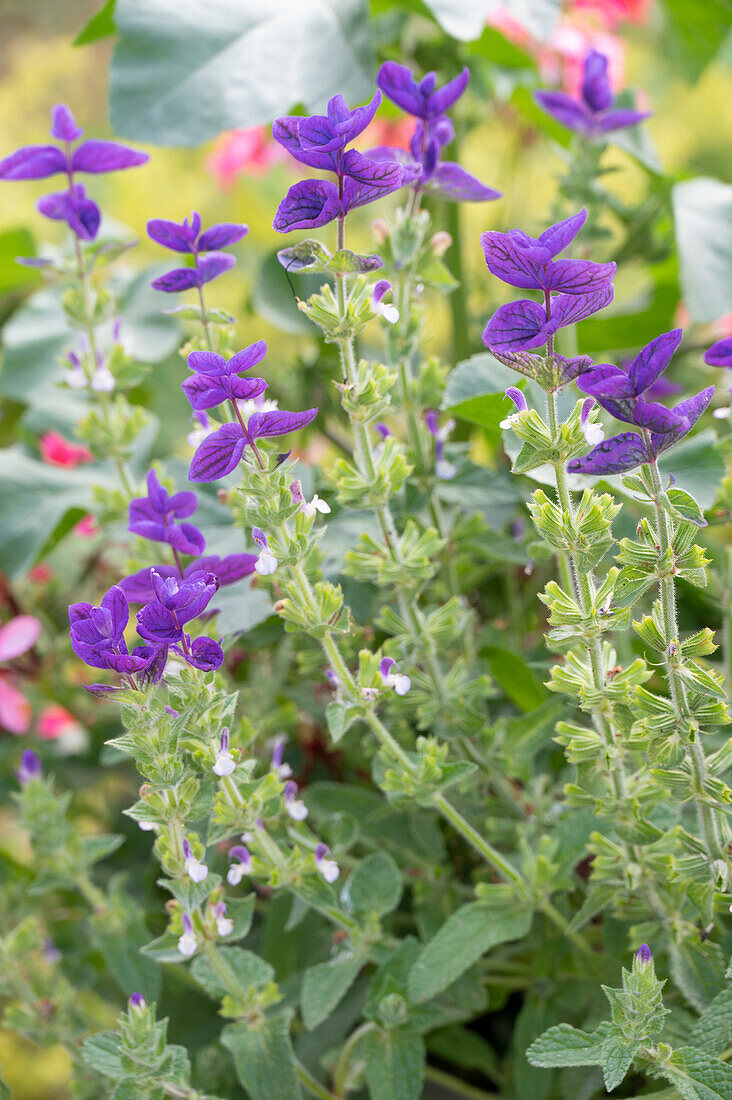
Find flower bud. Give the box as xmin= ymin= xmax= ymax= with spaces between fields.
xmin=430 ymin=231 xmax=452 ymax=257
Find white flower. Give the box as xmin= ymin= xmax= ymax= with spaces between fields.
xmin=255 ymin=547 xmax=278 ymax=575
xmin=374 ymin=300 xmax=400 ymax=324
xmin=217 ymin=914 xmax=234 ymax=936
xmin=64 ymin=366 xmax=87 ymax=389
xmin=177 ymin=931 xmax=197 ymax=956
xmin=713 ymin=406 xmax=731 ymax=420
xmin=380 ymin=657 xmax=411 ymax=696
xmin=302 ymin=494 xmax=331 ymax=519
xmin=316 ymin=844 xmax=339 ymax=883
xmin=372 ymin=280 xmax=400 ymax=325
xmin=177 ymin=913 xmax=197 ymax=956
xmin=91 ymin=367 xmax=115 ymax=392
xmin=436 ymin=458 xmax=457 ymax=480
xmin=138 ymin=820 xmax=156 ymax=832
xmin=213 ymin=728 xmax=235 ymax=776
xmin=284 ymin=781 xmax=309 ymax=821
xmin=227 ymin=845 xmax=251 ymax=885
xmin=238 ymin=396 xmax=279 ymax=421
xmin=183 ymin=839 xmax=208 ymax=883
xmin=213 ymin=750 xmax=236 ymax=776
xmin=582 ymin=421 xmax=604 ymax=445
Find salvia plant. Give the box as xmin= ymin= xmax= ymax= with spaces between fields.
xmin=2 ymin=39 xmax=732 ymax=1100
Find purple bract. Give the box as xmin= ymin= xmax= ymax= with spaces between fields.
xmin=272 ymin=93 xmax=419 ymax=231
xmin=534 ymin=50 xmax=651 ymax=137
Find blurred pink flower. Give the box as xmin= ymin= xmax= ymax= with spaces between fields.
xmin=0 ymin=615 xmax=41 ymax=735
xmin=205 ymin=127 xmax=286 ymax=190
xmin=714 ymin=313 xmax=732 ymax=338
xmin=541 ymin=23 xmax=625 ymax=96
xmin=572 ymin=0 xmax=651 ymax=30
xmin=40 ymin=431 xmax=92 ymax=468
xmin=29 ymin=563 xmax=53 ymax=584
xmin=37 ymin=703 xmax=77 ymax=740
xmin=358 ymin=116 xmax=414 ymax=151
xmin=488 ymin=7 xmax=627 ymax=95
xmin=73 ymin=514 xmax=99 ymax=538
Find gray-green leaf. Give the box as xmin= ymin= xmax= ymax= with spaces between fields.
xmin=301 ymin=953 xmax=362 ymax=1030
xmin=110 ymin=0 xmax=374 ymax=146
xmin=221 ymin=1011 xmax=302 ymax=1100
xmin=363 ymin=1028 xmax=425 ymax=1100
xmin=407 ymin=901 xmax=533 ymax=1003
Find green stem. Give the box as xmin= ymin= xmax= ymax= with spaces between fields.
xmin=332 ymin=1021 xmax=376 ymax=1097
xmin=425 ymin=1065 xmax=498 ymax=1100
xmin=72 ymin=235 xmax=134 ymax=498
xmin=645 ymin=459 xmax=726 ymax=862
xmin=724 ymin=546 xmax=732 ymax=707
xmin=547 ymin=389 xmax=628 ymax=804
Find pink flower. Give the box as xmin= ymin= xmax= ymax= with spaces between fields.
xmin=0 ymin=615 xmax=41 ymax=736
xmin=28 ymin=563 xmax=53 ymax=584
xmin=571 ymin=0 xmax=651 ymax=30
xmin=40 ymin=431 xmax=92 ymax=468
xmin=358 ymin=116 xmax=414 ymax=151
xmin=73 ymin=514 xmax=99 ymax=538
xmin=37 ymin=703 xmax=79 ymax=741
xmin=205 ymin=128 xmax=285 ymax=190
xmin=541 ymin=23 xmax=625 ymax=96
xmin=0 ymin=616 xmax=41 ymax=662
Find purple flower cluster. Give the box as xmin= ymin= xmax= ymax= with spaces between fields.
xmin=147 ymin=211 xmax=248 ymax=293
xmin=121 ymin=469 xmax=257 ymax=604
xmin=481 ymin=209 xmax=615 ymax=381
xmin=371 ymin=63 xmax=500 ymax=204
xmin=272 ymin=92 xmax=420 ymax=231
xmin=180 ymin=343 xmax=318 ymax=482
xmin=0 ymin=104 xmax=148 ymax=242
xmin=69 ymin=573 xmax=224 ymax=694
xmin=534 ymin=50 xmax=651 ymax=138
xmin=568 ymin=332 xmax=714 ymax=476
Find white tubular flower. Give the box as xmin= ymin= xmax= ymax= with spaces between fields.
xmin=183 ymin=838 xmax=208 ymax=883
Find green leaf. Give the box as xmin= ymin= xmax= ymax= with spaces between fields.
xmin=658 ymin=1046 xmax=732 ymax=1100
xmin=0 ymin=448 xmax=99 ymax=577
xmin=658 ymin=430 xmax=724 ymax=511
xmin=0 ymin=228 xmax=40 ymax=294
xmin=74 ymin=0 xmax=116 ymax=45
xmin=363 ymin=1028 xmax=425 ymax=1100
xmin=526 ymin=1023 xmax=610 ymax=1068
xmin=670 ymin=939 xmax=727 ymax=1013
xmin=482 ymin=646 xmax=547 ymax=712
xmin=221 ymin=1011 xmax=302 ymax=1100
xmin=212 ymin=583 xmax=275 ymax=637
xmin=443 ymin=352 xmax=521 ymax=436
xmin=0 ymin=269 xmax=180 ymax=422
xmin=673 ymin=177 xmax=732 ymax=323
xmin=80 ymin=1031 xmax=123 ymax=1078
xmin=407 ymin=901 xmax=533 ymax=1003
xmin=601 ymin=1034 xmax=640 ymax=1091
xmin=110 ymin=0 xmax=374 ymax=145
xmin=91 ymin=907 xmax=161 ymax=1001
xmin=664 ymin=487 xmax=707 ymax=527
xmin=690 ymin=989 xmax=732 ymax=1055
xmin=347 ymin=852 xmax=402 ymax=917
xmin=252 ymin=251 xmax=322 ymax=336
xmin=659 ymin=0 xmax=732 ymax=80
xmin=191 ymin=947 xmax=273 ymax=1001
xmin=469 ymin=24 xmax=537 ymax=69
xmin=301 ymin=953 xmax=362 ymax=1030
